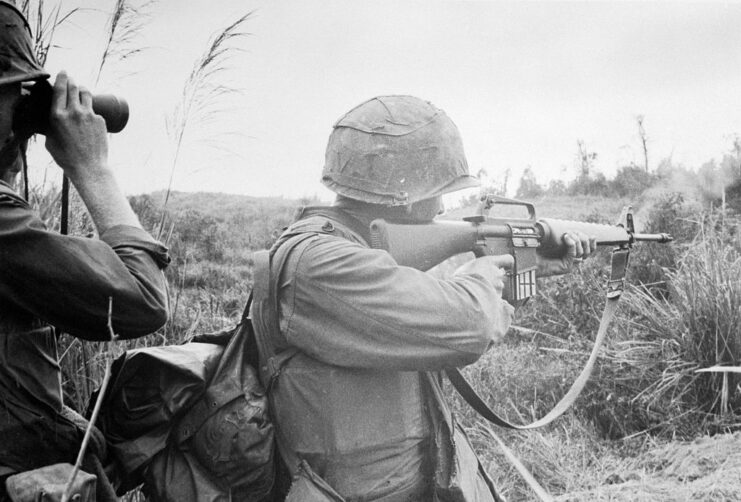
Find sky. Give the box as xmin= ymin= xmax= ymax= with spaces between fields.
xmin=32 ymin=0 xmax=741 ymax=201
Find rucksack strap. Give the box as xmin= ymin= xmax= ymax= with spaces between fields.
xmin=252 ymin=232 xmax=321 ymax=387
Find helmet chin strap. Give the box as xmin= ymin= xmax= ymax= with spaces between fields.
xmin=21 ymin=144 xmax=28 ymax=201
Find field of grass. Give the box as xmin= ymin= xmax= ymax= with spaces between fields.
xmin=49 ymin=189 xmax=741 ymax=501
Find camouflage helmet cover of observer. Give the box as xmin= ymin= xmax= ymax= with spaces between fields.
xmin=0 ymin=0 xmax=50 ymax=86
xmin=322 ymin=95 xmax=479 ymax=205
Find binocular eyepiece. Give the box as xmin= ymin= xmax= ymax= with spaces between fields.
xmin=13 ymin=79 xmax=129 ymax=139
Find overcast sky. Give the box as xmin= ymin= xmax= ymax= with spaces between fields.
xmin=36 ymin=0 xmax=741 ymax=200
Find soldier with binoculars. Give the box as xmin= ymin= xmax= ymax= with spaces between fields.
xmin=0 ymin=2 xmax=169 ymax=500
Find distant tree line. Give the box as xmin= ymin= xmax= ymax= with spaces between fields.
xmin=474 ymin=135 xmax=741 ymax=213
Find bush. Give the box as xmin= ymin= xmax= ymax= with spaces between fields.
xmin=581 ymin=211 xmax=741 ymax=439
xmin=515 ymin=167 xmax=545 ymax=199
xmin=629 ymin=191 xmax=701 ymax=297
xmin=727 ymin=178 xmax=741 ymax=214
xmin=568 ymin=172 xmax=610 ymax=197
xmin=610 ymin=165 xmax=658 ymax=198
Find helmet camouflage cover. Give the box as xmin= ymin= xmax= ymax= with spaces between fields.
xmin=0 ymin=1 xmax=49 ymax=86
xmin=322 ymin=95 xmax=479 ymax=205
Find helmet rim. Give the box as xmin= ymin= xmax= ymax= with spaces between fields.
xmin=321 ymin=95 xmax=479 ymax=205
xmin=0 ymin=1 xmax=50 ymax=86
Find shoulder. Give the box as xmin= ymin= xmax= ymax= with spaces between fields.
xmin=272 ymin=214 xmax=363 ymax=263
xmin=284 ymin=233 xmax=395 ymax=288
xmin=271 ymin=212 xmax=395 ymax=283
xmin=281 ymin=214 xmax=365 ymax=245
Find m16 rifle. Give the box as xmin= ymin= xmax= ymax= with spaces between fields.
xmin=370 ymin=194 xmax=672 ymax=305
xmin=369 ymin=194 xmax=673 ymax=431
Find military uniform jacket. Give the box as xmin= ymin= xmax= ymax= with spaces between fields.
xmin=251 ymin=206 xmax=511 ymax=502
xmin=0 ymin=181 xmax=169 ymax=476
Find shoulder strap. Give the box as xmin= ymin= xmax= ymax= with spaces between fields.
xmin=252 ymin=231 xmax=321 ymax=388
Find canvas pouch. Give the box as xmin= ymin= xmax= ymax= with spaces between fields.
xmin=284 ymin=461 xmax=345 ymax=502
xmin=5 ymin=463 xmax=96 ymax=502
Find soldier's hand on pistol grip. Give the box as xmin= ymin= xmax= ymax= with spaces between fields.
xmin=454 ymin=255 xmax=516 ymax=343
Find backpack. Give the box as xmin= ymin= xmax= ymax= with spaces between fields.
xmin=93 ymin=220 xmax=347 ymax=501
xmin=94 ymin=294 xmax=276 ymax=502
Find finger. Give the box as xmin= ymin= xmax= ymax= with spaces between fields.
xmin=66 ymin=75 xmax=80 ymax=108
xmin=79 ymin=86 xmax=93 ymax=109
xmin=490 ymin=254 xmax=515 ymax=271
xmin=572 ymin=234 xmax=584 ymax=258
xmin=575 ymin=232 xmax=591 ymax=258
xmin=51 ymin=71 xmax=68 ymax=114
xmin=562 ymin=233 xmax=577 ymax=257
xmin=589 ymin=237 xmax=597 ymax=255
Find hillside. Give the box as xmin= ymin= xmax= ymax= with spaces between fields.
xmin=128 ymin=191 xmax=308 ymax=259
xmin=142 ymin=190 xmax=636 ymax=228
xmin=143 ymin=189 xmax=309 ymax=221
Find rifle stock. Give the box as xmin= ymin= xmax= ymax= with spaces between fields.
xmin=369 ymin=220 xmax=510 ymax=271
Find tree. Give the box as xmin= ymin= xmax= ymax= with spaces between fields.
xmin=576 ymin=140 xmax=597 ymax=179
xmin=569 ymin=140 xmax=604 ymax=195
xmin=545 ymin=179 xmax=567 ymax=196
xmin=610 ymin=165 xmax=657 ymax=197
xmin=515 ymin=167 xmax=544 ymax=198
xmin=636 ymin=115 xmax=649 ymax=172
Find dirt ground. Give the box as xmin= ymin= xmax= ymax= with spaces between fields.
xmin=557 ymin=432 xmax=741 ymax=501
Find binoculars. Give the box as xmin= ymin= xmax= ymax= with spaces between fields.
xmin=13 ymin=79 xmax=129 ymax=139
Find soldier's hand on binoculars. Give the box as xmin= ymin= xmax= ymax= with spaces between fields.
xmin=45 ymin=71 xmax=109 ymax=180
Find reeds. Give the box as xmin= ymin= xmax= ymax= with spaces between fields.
xmin=18 ymin=0 xmax=79 ymax=66
xmin=95 ymin=0 xmax=155 ymax=85
xmin=158 ymin=11 xmax=253 ymax=239
xmin=592 ymin=210 xmax=741 ymax=437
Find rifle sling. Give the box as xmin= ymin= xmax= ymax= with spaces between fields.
xmin=447 ymin=247 xmax=629 ymax=430
xmin=446 ymin=295 xmax=619 ymax=429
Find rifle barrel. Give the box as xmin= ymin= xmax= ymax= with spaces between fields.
xmin=633 ymin=233 xmax=673 ymax=243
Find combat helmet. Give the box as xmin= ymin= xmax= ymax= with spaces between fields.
xmin=0 ymin=1 xmax=49 ymax=85
xmin=322 ymin=95 xmax=479 ymax=205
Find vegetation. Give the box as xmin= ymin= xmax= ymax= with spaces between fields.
xmin=14 ymin=0 xmax=741 ymax=499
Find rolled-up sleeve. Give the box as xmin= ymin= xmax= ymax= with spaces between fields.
xmin=0 ymin=190 xmax=170 ymax=340
xmin=279 ymin=235 xmax=513 ymax=371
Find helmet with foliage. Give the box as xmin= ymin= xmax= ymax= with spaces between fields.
xmin=0 ymin=1 xmax=49 ymax=86
xmin=322 ymin=95 xmax=478 ymax=205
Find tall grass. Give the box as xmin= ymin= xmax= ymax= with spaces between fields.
xmin=158 ymin=11 xmax=253 ymax=239
xmin=95 ymin=0 xmax=155 ymax=85
xmin=634 ymin=213 xmax=741 ymax=417
xmin=546 ymin=208 xmax=741 ymax=442
xmin=18 ymin=0 xmax=79 ymax=67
